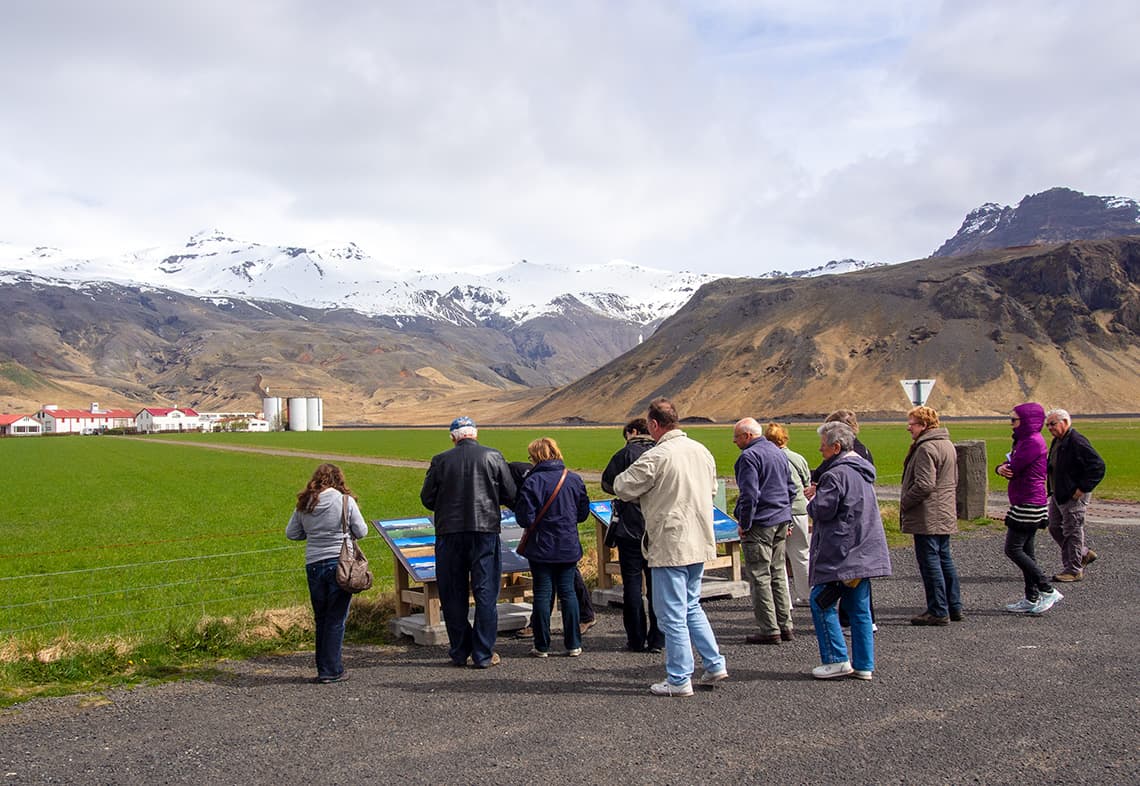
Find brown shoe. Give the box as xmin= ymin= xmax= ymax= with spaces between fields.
xmin=579 ymin=619 xmax=596 ymax=635
xmin=780 ymin=629 xmax=795 ymax=642
xmin=1082 ymin=550 xmax=1098 ymax=567
xmin=513 ymin=627 xmax=534 ymax=639
xmin=910 ymin=612 xmax=950 ymax=626
xmin=471 ymin=652 xmax=501 ymax=669
xmin=746 ymin=633 xmax=782 ymax=645
xmin=1053 ymin=572 xmax=1083 ymax=583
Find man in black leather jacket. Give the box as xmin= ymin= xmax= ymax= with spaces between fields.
xmin=601 ymin=418 xmax=664 ymax=652
xmin=1045 ymin=409 xmax=1106 ymax=582
xmin=421 ymin=416 xmax=517 ymax=668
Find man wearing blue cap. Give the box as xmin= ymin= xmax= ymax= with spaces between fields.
xmin=421 ymin=416 xmax=517 ymax=668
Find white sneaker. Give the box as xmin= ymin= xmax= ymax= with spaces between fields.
xmin=851 ymin=670 xmax=873 ymax=681
xmin=872 ymin=623 xmax=879 ymax=633
xmin=528 ymin=648 xmax=548 ymax=658
xmin=1005 ymin=597 xmax=1035 ymax=613
xmin=566 ymin=648 xmax=582 ymax=657
xmin=649 ymin=679 xmax=694 ymax=697
xmin=812 ymin=661 xmax=854 ymax=679
xmin=1030 ymin=589 xmax=1063 ymax=614
xmin=697 ymin=668 xmax=728 ymax=686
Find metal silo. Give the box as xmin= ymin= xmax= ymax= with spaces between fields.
xmin=306 ymin=397 xmax=323 ymax=431
xmin=263 ymin=397 xmax=283 ymax=431
xmin=287 ymin=397 xmax=308 ymax=432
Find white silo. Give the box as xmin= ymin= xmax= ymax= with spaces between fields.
xmin=287 ymin=397 xmax=309 ymax=432
xmin=306 ymin=397 xmax=323 ymax=431
xmin=263 ymin=397 xmax=283 ymax=431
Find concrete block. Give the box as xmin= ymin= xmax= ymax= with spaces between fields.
xmin=389 ymin=602 xmax=532 ymax=646
xmin=955 ymin=439 xmax=988 ymax=520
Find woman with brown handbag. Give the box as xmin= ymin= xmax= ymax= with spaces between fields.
xmin=286 ymin=463 xmax=368 ymax=683
xmin=515 ymin=438 xmax=590 ymax=658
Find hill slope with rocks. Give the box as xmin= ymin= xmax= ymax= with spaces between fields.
xmin=518 ymin=238 xmax=1140 ymax=422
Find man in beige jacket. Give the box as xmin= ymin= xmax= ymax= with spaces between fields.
xmin=614 ymin=397 xmax=727 ymax=696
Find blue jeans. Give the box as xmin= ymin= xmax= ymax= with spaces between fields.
xmin=435 ymin=532 xmax=502 ymax=667
xmin=651 ymin=564 xmax=726 ymax=686
xmin=306 ymin=557 xmax=353 ymax=680
xmin=530 ymin=561 xmax=581 ymax=653
xmin=913 ymin=534 xmax=961 ymax=617
xmin=811 ymin=579 xmax=874 ymax=672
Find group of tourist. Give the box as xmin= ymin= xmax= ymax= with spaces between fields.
xmin=284 ymin=398 xmax=1105 ymax=692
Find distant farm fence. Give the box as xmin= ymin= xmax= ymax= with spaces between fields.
xmin=0 ymin=533 xmax=394 ymax=644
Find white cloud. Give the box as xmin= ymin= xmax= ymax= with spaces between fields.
xmin=0 ymin=0 xmax=1135 ymax=274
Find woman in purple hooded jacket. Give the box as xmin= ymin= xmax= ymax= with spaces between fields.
xmin=996 ymin=402 xmax=1063 ymax=614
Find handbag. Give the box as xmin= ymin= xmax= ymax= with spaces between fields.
xmin=515 ymin=469 xmax=568 ymax=556
xmin=336 ymin=494 xmax=373 ymax=593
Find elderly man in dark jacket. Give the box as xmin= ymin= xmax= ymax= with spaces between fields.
xmin=420 ymin=416 xmax=517 ymax=669
xmin=1045 ymin=409 xmax=1106 ymax=582
xmin=601 ymin=418 xmax=664 ymax=652
xmin=806 ymin=421 xmax=892 ymax=680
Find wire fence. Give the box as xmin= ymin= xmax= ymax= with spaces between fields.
xmin=0 ymin=532 xmax=393 ymax=643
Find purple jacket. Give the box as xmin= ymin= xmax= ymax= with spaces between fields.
xmin=806 ymin=452 xmax=892 ymax=585
xmin=1002 ymin=402 xmax=1047 ymax=506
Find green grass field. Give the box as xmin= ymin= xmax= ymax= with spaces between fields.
xmin=1 ymin=420 xmax=1133 ymax=703
xmin=152 ymin=418 xmax=1140 ymax=500
xmin=1 ymin=438 xmax=424 ymax=643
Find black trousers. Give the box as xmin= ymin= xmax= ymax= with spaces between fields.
xmin=615 ymin=536 xmax=664 ymax=651
xmin=1004 ymin=526 xmax=1052 ymax=600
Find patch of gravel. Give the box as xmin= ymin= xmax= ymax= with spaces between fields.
xmin=2 ymin=524 xmax=1138 ymax=785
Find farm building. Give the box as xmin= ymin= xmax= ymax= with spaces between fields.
xmin=36 ymin=404 xmax=138 ymax=434
xmin=0 ymin=414 xmax=42 ymax=436
xmin=135 ymin=407 xmax=204 ymax=433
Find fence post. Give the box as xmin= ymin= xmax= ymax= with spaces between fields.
xmin=955 ymin=440 xmax=988 ymax=520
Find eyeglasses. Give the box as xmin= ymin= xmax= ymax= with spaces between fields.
xmin=1010 ymin=417 xmax=1020 ymax=424
xmin=1045 ymin=421 xmax=1061 ymax=427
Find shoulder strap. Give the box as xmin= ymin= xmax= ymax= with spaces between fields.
xmin=340 ymin=493 xmax=352 ymax=539
xmin=531 ymin=469 xmax=568 ymax=529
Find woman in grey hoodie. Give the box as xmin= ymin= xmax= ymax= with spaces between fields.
xmin=287 ymin=463 xmax=368 ymax=683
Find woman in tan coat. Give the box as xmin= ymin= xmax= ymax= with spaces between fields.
xmin=900 ymin=406 xmax=962 ymax=626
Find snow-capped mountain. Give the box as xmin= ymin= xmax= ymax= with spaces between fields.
xmin=934 ymin=187 xmax=1140 ymax=257
xmin=0 ymin=230 xmax=721 ymax=328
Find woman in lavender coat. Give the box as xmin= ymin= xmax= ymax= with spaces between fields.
xmin=806 ymin=422 xmax=892 ymax=681
xmin=997 ymin=403 xmax=1062 ymax=614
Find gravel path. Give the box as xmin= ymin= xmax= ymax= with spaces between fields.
xmin=3 ymin=522 xmax=1137 ymax=785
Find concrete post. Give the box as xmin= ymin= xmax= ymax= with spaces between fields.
xmin=955 ymin=440 xmax=988 ymax=520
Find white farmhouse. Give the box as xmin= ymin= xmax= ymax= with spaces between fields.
xmin=36 ymin=404 xmax=138 ymax=434
xmin=135 ymin=407 xmax=204 ymax=433
xmin=0 ymin=414 xmax=42 ymax=436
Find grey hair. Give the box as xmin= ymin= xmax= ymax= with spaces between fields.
xmin=817 ymin=421 xmax=855 ymax=452
xmin=736 ymin=417 xmax=764 ymax=437
xmin=1046 ymin=408 xmax=1071 ymax=425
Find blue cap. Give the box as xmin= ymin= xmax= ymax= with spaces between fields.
xmin=449 ymin=416 xmax=476 ymax=431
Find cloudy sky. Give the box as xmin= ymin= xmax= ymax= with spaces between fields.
xmin=1 ymin=1 xmax=1135 ymax=276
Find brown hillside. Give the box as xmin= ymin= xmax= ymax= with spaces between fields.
xmin=515 ymin=238 xmax=1140 ymax=422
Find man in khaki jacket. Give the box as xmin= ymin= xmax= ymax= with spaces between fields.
xmin=614 ymin=397 xmax=727 ymax=696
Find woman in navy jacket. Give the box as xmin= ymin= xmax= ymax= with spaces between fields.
xmin=516 ymin=437 xmax=591 ymax=657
